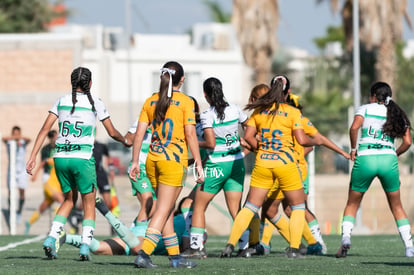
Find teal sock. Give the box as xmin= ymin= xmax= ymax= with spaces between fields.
xmin=65 ymin=234 xmax=82 ymax=248
xmin=105 ymin=212 xmax=140 ymax=249
xmin=89 ymin=238 xmax=100 ymax=252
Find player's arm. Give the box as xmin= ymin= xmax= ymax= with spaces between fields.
xmin=396 ymin=128 xmax=411 ymax=156
xmin=349 ymin=115 xmax=363 ymax=160
xmin=312 ymin=133 xmax=350 ymax=159
xmin=244 ymin=125 xmax=258 ymax=151
xmin=26 ymin=113 xmax=57 ymax=175
xmin=101 ymin=118 xmax=128 ymax=146
xmin=198 ymin=128 xmax=215 ymax=149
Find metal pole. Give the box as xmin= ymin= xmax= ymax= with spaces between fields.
xmin=352 ymin=0 xmax=367 ymax=233
xmin=125 ymin=0 xmax=133 ymax=125
xmin=353 ymin=0 xmax=361 ymax=109
xmin=9 ymin=140 xmax=17 ymax=235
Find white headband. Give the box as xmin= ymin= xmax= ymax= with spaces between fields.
xmin=272 ymin=76 xmax=287 ymax=91
xmin=385 ymin=96 xmax=392 ymax=105
xmin=160 ymin=68 xmax=176 ymax=98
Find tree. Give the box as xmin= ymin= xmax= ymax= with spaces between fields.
xmin=320 ymin=0 xmax=412 ymax=94
xmin=232 ymin=0 xmax=279 ymax=84
xmin=203 ymin=0 xmax=231 ymax=23
xmin=0 ymin=0 xmax=66 ymax=33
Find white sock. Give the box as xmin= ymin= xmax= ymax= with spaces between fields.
xmin=49 ymin=221 xmax=64 ymax=239
xmin=398 ymin=224 xmax=413 ymax=248
xmin=81 ymin=226 xmax=95 ymax=246
xmin=310 ymin=223 xmax=325 ymax=244
xmin=190 ymin=232 xmax=204 ymax=249
xmin=342 ymin=221 xmax=354 ymax=239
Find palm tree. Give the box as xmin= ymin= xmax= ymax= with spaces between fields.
xmin=232 ymin=0 xmax=279 ymax=84
xmin=321 ymin=0 xmax=412 ymax=94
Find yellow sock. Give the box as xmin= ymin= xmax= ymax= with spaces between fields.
xmin=163 ymin=233 xmax=180 ymax=256
xmin=261 ymin=218 xmax=275 ymax=246
xmin=271 ymin=215 xmax=291 ymax=243
xmin=289 ymin=206 xmax=305 ymax=249
xmin=228 ymin=207 xmax=256 ymax=246
xmin=29 ymin=210 xmax=40 ymax=225
xmin=302 ymin=222 xmax=317 ymax=245
xmin=142 ymin=227 xmax=161 ymax=255
xmin=249 ymin=214 xmax=261 ymax=245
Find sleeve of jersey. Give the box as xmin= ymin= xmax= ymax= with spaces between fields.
xmin=48 ymin=98 xmax=60 ymax=116
xmin=200 ymin=110 xmax=213 ymax=129
xmin=246 ymin=112 xmax=258 ymax=128
xmin=303 ymin=116 xmax=318 ymax=136
xmin=237 ymin=105 xmax=249 ymax=124
xmin=128 ymin=119 xmax=139 ymax=134
xmin=183 ymin=96 xmax=196 ymax=125
xmin=355 ymin=105 xmax=366 ymax=117
xmin=138 ymin=99 xmax=151 ymax=124
xmin=94 ymin=98 xmax=110 ymax=121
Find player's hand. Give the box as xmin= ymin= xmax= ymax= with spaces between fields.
xmin=195 ymin=159 xmax=204 ymax=183
xmin=350 ymin=150 xmax=357 ymax=161
xmin=26 ymin=159 xmax=35 ymax=175
xmin=128 ymin=163 xmax=140 ymax=182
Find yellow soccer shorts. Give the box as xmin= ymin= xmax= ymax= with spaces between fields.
xmin=251 ymin=162 xmax=303 ymax=192
xmin=146 ymin=159 xmax=186 ymax=188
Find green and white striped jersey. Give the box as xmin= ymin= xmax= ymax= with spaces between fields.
xmin=49 ymin=92 xmax=110 ymax=159
xmin=128 ymin=120 xmax=152 ymax=166
xmin=355 ymin=103 xmax=395 ymax=156
xmin=200 ymin=103 xmax=247 ymax=163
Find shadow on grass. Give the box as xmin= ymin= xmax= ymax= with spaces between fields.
xmin=87 ymin=261 xmax=132 ymax=266
xmin=362 ymin=262 xmax=414 ymax=267
xmin=5 ymin=256 xmax=43 ymax=260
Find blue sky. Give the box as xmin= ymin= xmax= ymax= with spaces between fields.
xmin=64 ymin=0 xmax=414 ymax=55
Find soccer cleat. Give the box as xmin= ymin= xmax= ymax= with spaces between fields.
xmin=169 ymin=255 xmax=197 ymax=268
xmin=134 ymin=250 xmax=157 ymax=268
xmin=79 ymin=243 xmax=91 ymax=261
xmin=181 ymin=247 xmax=207 ymax=259
xmin=286 ymin=247 xmax=305 ymax=259
xmin=43 ymin=236 xmax=57 ymax=259
xmin=95 ymin=197 xmax=109 ymax=216
xmin=24 ymin=221 xmax=30 ymax=235
xmin=299 ymin=243 xmax=307 ymax=255
xmin=220 ymin=244 xmax=234 ymax=258
xmin=56 ymin=229 xmax=66 ymax=253
xmin=405 ymin=247 xmax=414 ymax=257
xmin=336 ymin=237 xmax=351 ymax=258
xmin=307 ymin=242 xmax=323 ymax=255
xmin=237 ymin=243 xmax=265 ymax=257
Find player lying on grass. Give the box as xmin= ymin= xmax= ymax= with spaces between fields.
xmin=60 ymin=197 xmax=187 ymax=256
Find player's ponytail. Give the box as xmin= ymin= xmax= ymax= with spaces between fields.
xmin=245 ymin=75 xmax=290 ymax=114
xmin=203 ymin=77 xmax=228 ymax=121
xmin=70 ymin=67 xmax=95 ymax=114
xmin=154 ymin=61 xmax=184 ymax=123
xmin=371 ymin=82 xmax=411 ymax=138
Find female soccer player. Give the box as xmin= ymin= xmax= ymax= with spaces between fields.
xmin=181 ymin=77 xmax=248 ymax=259
xmin=129 ymin=61 xmax=204 ymax=268
xmin=26 ymin=67 xmax=127 ymax=260
xmin=221 ymin=75 xmax=321 ymax=259
xmin=336 ymin=81 xmax=414 ymax=258
xmin=259 ymin=91 xmax=350 ymax=255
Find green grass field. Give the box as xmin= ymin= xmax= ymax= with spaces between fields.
xmin=1 ymin=234 xmax=413 ymax=274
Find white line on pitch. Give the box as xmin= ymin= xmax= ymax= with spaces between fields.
xmin=0 ymin=234 xmax=46 ymax=252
